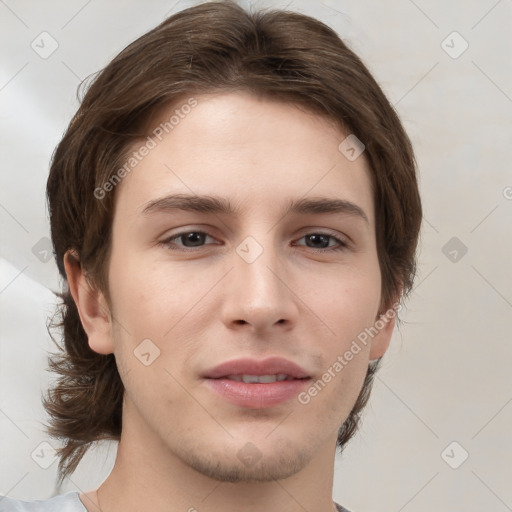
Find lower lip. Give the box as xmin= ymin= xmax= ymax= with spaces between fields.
xmin=204 ymin=378 xmax=311 ymax=408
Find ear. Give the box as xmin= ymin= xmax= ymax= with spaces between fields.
xmin=63 ymin=249 xmax=114 ymax=355
xmin=369 ymin=294 xmax=402 ymax=360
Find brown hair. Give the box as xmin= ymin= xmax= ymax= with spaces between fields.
xmin=44 ymin=0 xmax=422 ymax=484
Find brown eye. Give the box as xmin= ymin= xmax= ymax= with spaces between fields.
xmin=160 ymin=231 xmax=216 ymax=251
xmin=295 ymin=232 xmax=347 ymax=252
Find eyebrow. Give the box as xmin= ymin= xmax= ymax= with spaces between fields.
xmin=141 ymin=193 xmax=369 ymax=224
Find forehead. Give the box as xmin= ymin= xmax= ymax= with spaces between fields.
xmin=113 ymin=91 xmax=375 ymax=225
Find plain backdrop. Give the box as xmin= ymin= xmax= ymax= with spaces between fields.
xmin=1 ymin=1 xmax=511 ymax=510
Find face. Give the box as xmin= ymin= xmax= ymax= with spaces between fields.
xmin=73 ymin=91 xmax=395 ymax=483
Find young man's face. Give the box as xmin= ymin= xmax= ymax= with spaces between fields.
xmin=72 ymin=91 xmax=395 ymax=482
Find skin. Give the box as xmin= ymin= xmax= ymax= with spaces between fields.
xmin=65 ymin=91 xmax=397 ymax=512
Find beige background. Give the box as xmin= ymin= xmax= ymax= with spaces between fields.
xmin=1 ymin=0 xmax=511 ymax=510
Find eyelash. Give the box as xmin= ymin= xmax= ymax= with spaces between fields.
xmin=159 ymin=230 xmax=348 ymax=253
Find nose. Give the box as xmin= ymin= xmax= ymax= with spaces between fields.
xmin=219 ymin=235 xmax=299 ymax=334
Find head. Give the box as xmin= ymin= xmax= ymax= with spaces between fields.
xmin=44 ymin=0 xmax=421 ymax=484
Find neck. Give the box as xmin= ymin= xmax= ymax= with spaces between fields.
xmin=83 ymin=405 xmax=339 ymax=512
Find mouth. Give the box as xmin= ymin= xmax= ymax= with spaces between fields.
xmin=203 ymin=356 xmax=311 ymax=380
xmin=220 ymin=373 xmax=308 ymax=383
xmin=202 ymin=357 xmax=312 ymax=408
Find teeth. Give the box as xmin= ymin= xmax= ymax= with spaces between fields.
xmin=226 ymin=374 xmax=290 ymax=383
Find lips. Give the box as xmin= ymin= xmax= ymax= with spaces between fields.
xmin=203 ymin=356 xmax=310 ymax=380
xmin=202 ymin=357 xmax=311 ymax=408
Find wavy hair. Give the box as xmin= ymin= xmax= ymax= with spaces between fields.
xmin=44 ymin=0 xmax=422 ymax=484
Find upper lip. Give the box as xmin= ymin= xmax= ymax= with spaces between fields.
xmin=203 ymin=357 xmax=310 ymax=379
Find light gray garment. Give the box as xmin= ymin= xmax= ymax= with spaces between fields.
xmin=0 ymin=492 xmax=87 ymax=512
xmin=0 ymin=492 xmax=351 ymax=511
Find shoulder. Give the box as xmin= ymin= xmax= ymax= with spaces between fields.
xmin=0 ymin=492 xmax=86 ymax=512
xmin=334 ymin=502 xmax=353 ymax=512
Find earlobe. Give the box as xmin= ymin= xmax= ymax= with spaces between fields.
xmin=63 ymin=250 xmax=115 ymax=355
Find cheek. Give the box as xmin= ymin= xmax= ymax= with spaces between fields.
xmin=108 ymin=252 xmax=186 ymax=335
xmin=299 ymin=265 xmax=380 ymax=406
xmin=311 ymin=266 xmax=381 ymax=342
xmin=107 ymin=253 xmax=206 ymax=378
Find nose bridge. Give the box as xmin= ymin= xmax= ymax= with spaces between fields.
xmin=222 ymin=229 xmax=297 ymax=329
xmin=235 ymin=231 xmax=284 ymax=298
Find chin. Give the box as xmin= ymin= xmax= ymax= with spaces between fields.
xmin=183 ymin=445 xmax=312 ymax=483
xmin=169 ymin=431 xmax=315 ymax=483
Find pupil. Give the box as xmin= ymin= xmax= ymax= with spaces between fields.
xmin=181 ymin=233 xmax=330 ymax=248
xmin=308 ymin=234 xmax=328 ymax=248
xmin=185 ymin=232 xmax=204 ymax=246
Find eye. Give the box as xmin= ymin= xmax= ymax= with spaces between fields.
xmin=159 ymin=231 xmax=216 ymax=251
xmin=294 ymin=232 xmax=348 ymax=253
xmin=159 ymin=230 xmax=347 ymax=253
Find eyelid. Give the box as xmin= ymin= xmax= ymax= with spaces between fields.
xmin=159 ymin=227 xmax=350 ymax=253
xmin=159 ymin=230 xmax=218 ymax=250
xmin=294 ymin=231 xmax=349 ymax=252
